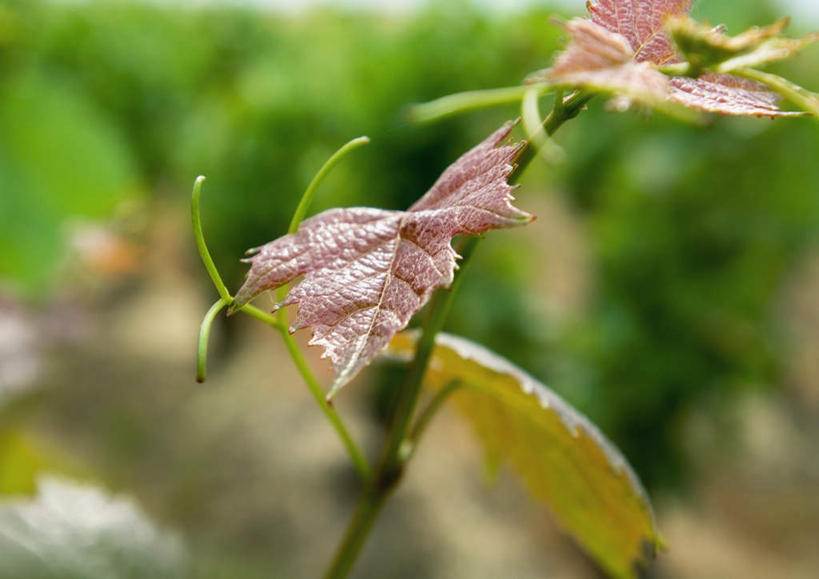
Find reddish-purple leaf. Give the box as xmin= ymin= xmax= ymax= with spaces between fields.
xmin=669 ymin=74 xmax=801 ymax=117
xmin=544 ymin=19 xmax=668 ymax=107
xmin=587 ymin=0 xmax=693 ymax=64
xmin=573 ymin=1 xmax=802 ymax=116
xmin=232 ymin=123 xmax=533 ymax=397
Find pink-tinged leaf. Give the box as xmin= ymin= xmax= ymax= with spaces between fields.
xmin=587 ymin=0 xmax=693 ymax=64
xmin=232 ymin=122 xmax=533 ymax=397
xmin=669 ymin=74 xmax=803 ymax=116
xmin=545 ymin=19 xmax=669 ymax=108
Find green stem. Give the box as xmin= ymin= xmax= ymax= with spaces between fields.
xmin=238 ymin=303 xmax=286 ymax=330
xmin=511 ymin=90 xmax=593 ymax=183
xmin=410 ymin=83 xmax=553 ymax=123
xmin=191 ymin=176 xmax=231 ymax=302
xmin=196 ymin=297 xmax=230 ymax=383
xmin=378 ymin=236 xmax=480 ymax=475
xmin=324 ymin=489 xmax=388 ymax=579
xmin=277 ymin=325 xmax=372 ymax=483
xmin=521 ymin=87 xmax=566 ymax=164
xmin=288 ymin=136 xmax=370 ymax=234
xmin=404 ymin=380 xmax=462 ymax=458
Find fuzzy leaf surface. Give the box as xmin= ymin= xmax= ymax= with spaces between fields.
xmin=233 ymin=123 xmax=532 ymax=397
xmin=386 ymin=331 xmax=659 ymax=579
xmin=587 ymin=0 xmax=693 ymax=64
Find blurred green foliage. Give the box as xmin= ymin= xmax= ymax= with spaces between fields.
xmin=1 ymin=0 xmax=818 ymax=497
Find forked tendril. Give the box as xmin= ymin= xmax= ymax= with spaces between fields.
xmin=192 ymin=136 xmax=373 ymax=483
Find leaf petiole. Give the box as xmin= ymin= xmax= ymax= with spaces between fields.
xmin=402 ymin=380 xmax=463 ymax=461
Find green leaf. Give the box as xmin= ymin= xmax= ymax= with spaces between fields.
xmin=386 ymin=331 xmax=660 ymax=579
xmin=668 ymin=16 xmax=817 ymax=75
xmin=0 ymin=71 xmax=138 ymax=294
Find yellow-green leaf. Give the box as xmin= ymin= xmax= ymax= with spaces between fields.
xmin=386 ymin=331 xmax=660 ymax=579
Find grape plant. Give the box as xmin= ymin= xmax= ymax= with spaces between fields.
xmin=193 ymin=1 xmax=817 ymax=577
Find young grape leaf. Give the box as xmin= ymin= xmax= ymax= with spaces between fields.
xmin=543 ymin=1 xmax=812 ymax=117
xmin=541 ymin=19 xmax=669 ymax=107
xmin=668 ymin=74 xmax=802 ymax=116
xmin=667 ymin=16 xmax=818 ymax=73
xmin=587 ymin=0 xmax=693 ymax=64
xmin=232 ymin=122 xmax=533 ymax=399
xmin=385 ymin=331 xmax=659 ymax=579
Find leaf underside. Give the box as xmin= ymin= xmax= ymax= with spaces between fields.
xmin=233 ymin=122 xmax=533 ymax=398
xmin=385 ymin=331 xmax=660 ymax=579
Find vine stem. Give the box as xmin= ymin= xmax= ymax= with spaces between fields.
xmin=324 ymin=90 xmax=593 ymax=579
xmin=403 ymin=380 xmax=462 ymax=459
xmin=409 ymin=83 xmax=553 ymax=123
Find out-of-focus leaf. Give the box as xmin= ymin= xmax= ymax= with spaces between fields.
xmin=0 ymin=72 xmax=138 ymax=293
xmin=386 ymin=331 xmax=659 ymax=579
xmin=576 ymin=0 xmax=806 ymax=117
xmin=0 ymin=477 xmax=187 ymax=579
xmin=668 ymin=73 xmax=803 ymax=116
xmin=536 ymin=19 xmax=678 ymax=115
xmin=668 ymin=16 xmax=817 ymax=73
xmin=587 ymin=0 xmax=693 ymax=64
xmin=232 ymin=123 xmax=533 ymax=399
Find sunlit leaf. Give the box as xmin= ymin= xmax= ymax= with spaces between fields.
xmin=0 ymin=477 xmax=186 ymax=579
xmin=232 ymin=123 xmax=533 ymax=398
xmin=386 ymin=331 xmax=660 ymax=579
